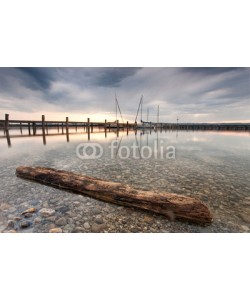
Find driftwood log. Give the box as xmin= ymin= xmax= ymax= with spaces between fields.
xmin=16 ymin=166 xmax=213 ymax=225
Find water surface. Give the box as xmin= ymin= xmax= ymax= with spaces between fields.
xmin=0 ymin=127 xmax=249 ymax=232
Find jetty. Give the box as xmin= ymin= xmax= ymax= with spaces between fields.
xmin=1 ymin=114 xmax=249 ymax=132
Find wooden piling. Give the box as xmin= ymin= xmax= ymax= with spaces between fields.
xmin=32 ymin=122 xmax=36 ymax=135
xmin=87 ymin=118 xmax=90 ymax=140
xmin=5 ymin=114 xmax=9 ymax=130
xmin=66 ymin=117 xmax=69 ymax=142
xmin=6 ymin=129 xmax=11 ymax=147
xmin=42 ymin=115 xmax=45 ymax=133
xmin=66 ymin=117 xmax=69 ymax=131
xmin=104 ymin=119 xmax=107 ymax=138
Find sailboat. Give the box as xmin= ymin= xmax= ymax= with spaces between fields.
xmin=135 ymin=95 xmax=154 ymax=129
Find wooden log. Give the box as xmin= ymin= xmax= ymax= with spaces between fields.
xmin=16 ymin=166 xmax=213 ymax=225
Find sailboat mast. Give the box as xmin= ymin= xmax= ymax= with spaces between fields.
xmin=157 ymin=105 xmax=159 ymax=125
xmin=135 ymin=95 xmax=143 ymax=123
xmin=115 ymin=94 xmax=117 ymax=122
xmin=147 ymin=107 xmax=149 ymax=122
xmin=141 ymin=95 xmax=143 ymax=122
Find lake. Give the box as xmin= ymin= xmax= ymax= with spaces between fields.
xmin=0 ymin=127 xmax=250 ymax=232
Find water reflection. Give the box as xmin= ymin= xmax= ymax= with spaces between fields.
xmin=1 ymin=127 xmax=250 ymax=152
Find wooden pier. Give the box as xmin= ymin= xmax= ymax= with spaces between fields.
xmin=0 ymin=114 xmax=136 ymax=131
xmin=1 ymin=114 xmax=249 ymax=132
xmin=0 ymin=114 xmax=139 ymax=147
xmin=0 ymin=114 xmax=249 ymax=148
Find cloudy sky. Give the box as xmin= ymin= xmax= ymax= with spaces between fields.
xmin=0 ymin=67 xmax=249 ymax=123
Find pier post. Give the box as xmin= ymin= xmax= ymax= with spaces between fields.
xmin=32 ymin=122 xmax=36 ymax=135
xmin=117 ymin=120 xmax=119 ymax=135
xmin=20 ymin=122 xmax=23 ymax=134
xmin=66 ymin=117 xmax=69 ymax=142
xmin=66 ymin=117 xmax=69 ymax=131
xmin=127 ymin=121 xmax=129 ymax=135
xmin=6 ymin=129 xmax=11 ymax=148
xmin=105 ymin=119 xmax=107 ymax=138
xmin=42 ymin=115 xmax=46 ymax=144
xmin=42 ymin=115 xmax=45 ymax=133
xmin=5 ymin=114 xmax=9 ymax=131
xmin=28 ymin=122 xmax=31 ymax=135
xmin=87 ymin=118 xmax=90 ymax=140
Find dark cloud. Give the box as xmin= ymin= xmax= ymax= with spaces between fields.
xmin=15 ymin=67 xmax=54 ymax=90
xmin=182 ymin=67 xmax=246 ymax=76
xmin=92 ymin=67 xmax=143 ymax=87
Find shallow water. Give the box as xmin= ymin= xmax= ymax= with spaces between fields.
xmin=0 ymin=127 xmax=250 ymax=233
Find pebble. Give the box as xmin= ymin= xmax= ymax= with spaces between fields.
xmin=39 ymin=208 xmax=55 ymax=217
xmin=95 ymin=215 xmax=104 ymax=224
xmin=239 ymin=213 xmax=250 ymax=224
xmin=74 ymin=227 xmax=85 ymax=233
xmin=92 ymin=208 xmax=102 ymax=215
xmin=7 ymin=220 xmax=15 ymax=228
xmin=34 ymin=217 xmax=42 ymax=224
xmin=24 ymin=213 xmax=33 ymax=218
xmin=21 ymin=207 xmax=36 ymax=215
xmin=63 ymin=224 xmax=75 ymax=233
xmin=56 ymin=206 xmax=69 ymax=214
xmin=91 ymin=223 xmax=107 ymax=233
xmin=49 ymin=228 xmax=63 ymax=233
xmin=143 ymin=216 xmax=154 ymax=224
xmin=55 ymin=217 xmax=67 ymax=226
xmin=48 ymin=224 xmax=56 ymax=230
xmin=241 ymin=225 xmax=249 ymax=231
xmin=0 ymin=203 xmax=11 ymax=211
xmin=20 ymin=221 xmax=32 ymax=229
xmin=46 ymin=216 xmax=56 ymax=222
xmin=83 ymin=222 xmax=91 ymax=229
